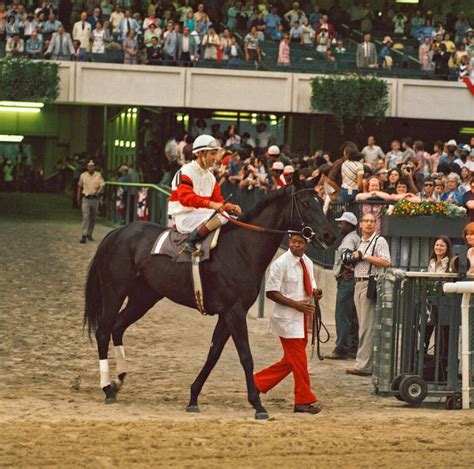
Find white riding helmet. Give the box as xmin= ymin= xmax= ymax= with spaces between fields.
xmin=192 ymin=134 xmax=221 ymax=154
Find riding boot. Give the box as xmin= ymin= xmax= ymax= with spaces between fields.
xmin=182 ymin=216 xmax=223 ymax=254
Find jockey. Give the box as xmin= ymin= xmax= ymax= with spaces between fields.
xmin=168 ymin=134 xmax=242 ymax=253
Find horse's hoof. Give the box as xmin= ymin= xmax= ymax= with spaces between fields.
xmin=255 ymin=411 xmax=269 ymax=420
xmin=111 ymin=380 xmax=122 ymax=393
xmin=105 ymin=396 xmax=117 ymax=405
xmin=186 ymin=405 xmax=200 ymax=413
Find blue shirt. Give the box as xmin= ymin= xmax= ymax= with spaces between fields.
xmin=43 ymin=19 xmax=62 ymax=33
xmin=26 ymin=37 xmax=43 ymax=54
xmin=264 ymin=13 xmax=281 ymax=29
xmin=441 ymin=190 xmax=463 ymax=205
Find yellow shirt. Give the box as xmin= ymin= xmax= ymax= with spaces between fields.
xmin=78 ymin=170 xmax=105 ymax=196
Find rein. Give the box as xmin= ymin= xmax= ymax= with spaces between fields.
xmin=222 ymin=187 xmax=317 ymax=242
xmin=311 ymin=300 xmax=330 ymax=360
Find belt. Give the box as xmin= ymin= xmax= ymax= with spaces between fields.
xmin=355 ymin=277 xmax=369 ymax=283
xmin=84 ymin=195 xmax=99 ymax=199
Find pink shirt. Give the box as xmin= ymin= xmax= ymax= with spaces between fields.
xmin=278 ymin=40 xmax=290 ymax=64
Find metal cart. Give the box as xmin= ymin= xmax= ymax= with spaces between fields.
xmin=373 ymin=270 xmax=473 ymax=409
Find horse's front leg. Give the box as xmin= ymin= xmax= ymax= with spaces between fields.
xmin=187 ymin=314 xmax=230 ymax=413
xmin=225 ymin=304 xmax=269 ymax=420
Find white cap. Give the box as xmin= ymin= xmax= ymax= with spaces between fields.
xmin=266 ymin=145 xmax=280 ymax=156
xmin=283 ymin=165 xmax=295 ymax=174
xmin=460 ymin=144 xmax=471 ymax=152
xmin=447 ymin=139 xmax=457 ymax=146
xmin=271 ymin=161 xmax=284 ymax=171
xmin=192 ymin=134 xmax=221 ymax=153
xmin=335 ymin=211 xmax=358 ymax=226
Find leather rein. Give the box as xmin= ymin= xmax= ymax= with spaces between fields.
xmin=220 ymin=187 xmax=317 ymax=243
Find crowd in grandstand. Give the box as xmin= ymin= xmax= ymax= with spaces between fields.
xmin=0 ymin=1 xmax=472 ymax=78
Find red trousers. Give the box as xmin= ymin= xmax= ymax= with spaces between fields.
xmin=254 ymin=335 xmax=317 ymax=405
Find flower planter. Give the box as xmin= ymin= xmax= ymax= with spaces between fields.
xmin=381 ymin=216 xmax=467 ymax=239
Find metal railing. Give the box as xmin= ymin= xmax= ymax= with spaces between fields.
xmin=103 ymin=181 xmax=171 ymax=226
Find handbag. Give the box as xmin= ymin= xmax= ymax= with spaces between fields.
xmin=365 ymin=236 xmax=379 ymax=301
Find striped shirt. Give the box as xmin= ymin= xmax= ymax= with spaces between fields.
xmin=341 ymin=160 xmax=364 ymax=190
xmin=354 ymin=232 xmax=391 ymax=278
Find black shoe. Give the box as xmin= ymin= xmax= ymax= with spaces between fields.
xmin=87 ymin=235 xmax=94 ymax=241
xmin=80 ymin=236 xmax=87 ymax=244
xmin=182 ymin=229 xmax=201 ymax=254
xmin=324 ymin=351 xmax=348 ymax=359
xmin=294 ymin=403 xmax=322 ymax=414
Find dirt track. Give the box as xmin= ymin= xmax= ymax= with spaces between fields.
xmin=1 ymin=194 xmax=473 ymax=468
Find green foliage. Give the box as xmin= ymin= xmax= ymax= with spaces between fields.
xmin=310 ymin=74 xmax=389 ymax=134
xmin=0 ymin=58 xmax=59 ymax=101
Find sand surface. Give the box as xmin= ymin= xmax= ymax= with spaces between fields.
xmin=1 ymin=194 xmax=473 ymax=468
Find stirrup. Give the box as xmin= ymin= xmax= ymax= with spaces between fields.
xmin=180 ymin=241 xmax=202 ymax=256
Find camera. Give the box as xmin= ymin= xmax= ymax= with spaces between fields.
xmin=341 ymin=249 xmax=360 ymax=266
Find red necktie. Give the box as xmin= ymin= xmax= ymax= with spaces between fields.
xmin=299 ymin=258 xmax=312 ymax=296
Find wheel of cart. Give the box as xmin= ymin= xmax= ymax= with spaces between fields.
xmin=445 ymin=393 xmax=462 ymax=410
xmin=398 ymin=375 xmax=428 ymax=404
xmin=391 ymin=374 xmax=408 ymax=401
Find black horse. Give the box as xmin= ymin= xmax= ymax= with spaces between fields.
xmin=84 ymin=173 xmax=336 ymax=419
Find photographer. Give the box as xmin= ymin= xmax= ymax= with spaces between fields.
xmin=325 ymin=212 xmax=360 ymax=360
xmin=346 ymin=213 xmax=391 ymax=377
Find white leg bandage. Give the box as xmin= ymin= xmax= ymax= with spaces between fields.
xmin=114 ymin=345 xmax=127 ymax=376
xmin=99 ymin=359 xmax=111 ymax=389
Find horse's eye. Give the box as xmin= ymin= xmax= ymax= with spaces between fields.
xmin=303 ymin=202 xmax=309 ymax=207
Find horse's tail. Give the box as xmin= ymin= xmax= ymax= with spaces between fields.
xmin=84 ymin=253 xmax=102 ymax=339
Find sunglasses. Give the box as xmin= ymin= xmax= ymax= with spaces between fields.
xmin=424 ymin=183 xmax=434 ymax=186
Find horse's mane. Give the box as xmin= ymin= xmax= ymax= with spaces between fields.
xmin=238 ymin=186 xmax=289 ymax=222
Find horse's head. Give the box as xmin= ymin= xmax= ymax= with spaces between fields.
xmin=283 ymin=172 xmax=337 ymax=249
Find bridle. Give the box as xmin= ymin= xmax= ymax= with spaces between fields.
xmin=221 ymin=186 xmax=325 ymax=247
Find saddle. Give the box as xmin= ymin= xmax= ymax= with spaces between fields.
xmin=151 ymin=227 xmax=221 ymax=315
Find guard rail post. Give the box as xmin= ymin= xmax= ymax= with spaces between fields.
xmin=443 ymin=281 xmax=474 ymax=410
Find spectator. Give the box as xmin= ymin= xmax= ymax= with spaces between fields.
xmin=110 ymin=4 xmax=124 ymax=34
xmin=441 ymin=173 xmax=463 ymax=204
xmin=340 ymin=147 xmax=364 ymax=202
xmin=143 ymin=10 xmax=158 ymax=31
xmin=289 ymin=21 xmax=303 ymax=43
xmin=5 ymin=15 xmax=19 ymax=38
xmin=347 ymin=212 xmax=390 ymax=377
xmin=123 ymin=28 xmax=138 ymax=65
xmin=419 ymin=35 xmax=432 ymax=71
xmin=410 ymin=10 xmax=425 ymax=38
xmin=385 ymin=140 xmax=402 ymax=170
xmin=418 ymin=177 xmax=437 ymax=201
xmin=244 ymin=25 xmax=261 ymax=62
xmin=459 ymin=55 xmax=471 ymax=79
xmin=326 ymin=211 xmax=360 ymax=360
xmin=401 ymin=137 xmax=416 ymax=165
xmin=73 ymin=11 xmax=92 ymax=53
xmin=393 ymin=11 xmax=407 ymax=35
xmin=43 ymin=12 xmax=62 ymax=41
xmin=459 ymin=166 xmax=471 ymax=194
xmin=416 ymin=19 xmax=435 ymax=44
xmin=463 ymin=179 xmax=474 ymax=221
xmin=226 ymin=34 xmax=243 ymax=68
xmin=202 ymin=24 xmax=220 ymax=60
xmin=147 ymin=36 xmax=161 ymax=64
xmin=378 ymin=36 xmax=393 ymax=69
xmin=315 ymin=14 xmax=335 ymax=51
xmin=26 ymin=31 xmax=43 ymax=59
xmin=349 ymin=0 xmax=362 ymax=30
xmin=220 ymin=28 xmax=232 ymax=60
xmin=356 ymin=32 xmax=377 ymax=68
xmin=179 ymin=26 xmax=197 ymax=65
xmin=88 ymin=6 xmax=102 ymax=31
xmin=284 ymin=2 xmax=306 ymax=26
xmin=463 ymin=222 xmax=474 ymax=275
xmin=250 ymin=11 xmax=266 ymax=39
xmin=361 ymin=136 xmax=384 ymax=168
xmin=71 ymin=39 xmax=88 ymax=61
xmin=144 ymin=22 xmax=159 ymax=48
xmin=101 ymin=0 xmax=113 ymax=22
xmin=163 ymin=23 xmax=179 ymax=64
xmin=439 ymin=139 xmax=462 ymax=167
xmin=277 ymin=32 xmax=290 ymax=65
xmin=91 ymin=20 xmax=106 ymax=54
xmin=455 ymin=12 xmax=470 ymax=44
xmin=5 ymin=32 xmax=24 ymax=56
xmin=184 ymin=9 xmax=195 ymax=33
xmin=360 ymin=3 xmax=373 ymax=33
xmin=334 ymin=39 xmax=346 ymax=54
xmin=23 ymin=11 xmax=38 ymax=40
xmin=264 ymin=6 xmax=281 ymax=38
xmin=384 ymin=168 xmax=401 ymax=194
xmin=46 ymin=25 xmax=73 ymax=61
xmin=120 ymin=9 xmax=140 ymax=41
xmin=225 ymin=124 xmax=241 ymax=148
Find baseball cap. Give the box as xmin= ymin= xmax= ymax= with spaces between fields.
xmin=460 ymin=144 xmax=471 ymax=152
xmin=271 ymin=161 xmax=284 ymax=171
xmin=266 ymin=145 xmax=280 ymax=156
xmin=283 ymin=165 xmax=295 ymax=174
xmin=335 ymin=212 xmax=358 ymax=226
xmin=447 ymin=139 xmax=457 ymax=146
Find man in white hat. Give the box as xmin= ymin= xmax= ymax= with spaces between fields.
xmin=438 ymin=139 xmax=461 ymax=168
xmin=270 ymin=161 xmax=285 ymax=190
xmin=77 ymin=160 xmax=105 ymax=244
xmin=168 ymin=134 xmax=242 ymax=253
xmin=325 ymin=212 xmax=360 ymax=359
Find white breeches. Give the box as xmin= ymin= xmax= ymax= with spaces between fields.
xmin=173 ymin=209 xmax=228 ymax=233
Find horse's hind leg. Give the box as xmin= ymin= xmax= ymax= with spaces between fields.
xmin=187 ymin=314 xmax=230 ymax=413
xmin=111 ymin=279 xmax=162 ymax=393
xmin=96 ymin=289 xmax=126 ymax=404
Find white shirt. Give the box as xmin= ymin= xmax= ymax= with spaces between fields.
xmin=267 ymin=250 xmax=316 ymax=339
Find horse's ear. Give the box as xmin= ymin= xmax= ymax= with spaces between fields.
xmin=292 ymin=170 xmax=300 ymax=187
xmin=303 ymin=173 xmax=322 ymax=188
